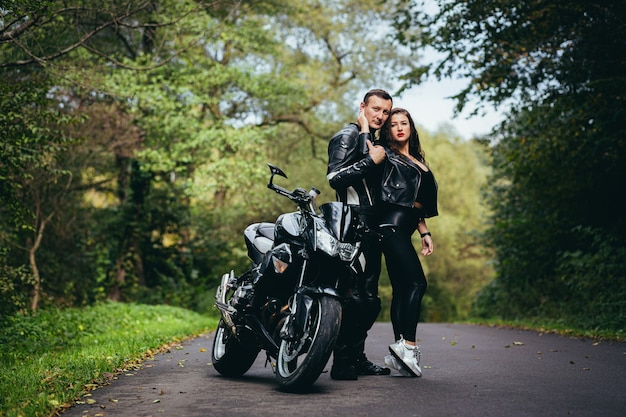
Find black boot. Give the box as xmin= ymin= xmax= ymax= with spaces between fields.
xmin=355 ymin=353 xmax=391 ymax=376
xmin=330 ymin=362 xmax=359 ymax=380
xmin=354 ymin=339 xmax=390 ymax=376
xmin=330 ymin=345 xmax=358 ymax=380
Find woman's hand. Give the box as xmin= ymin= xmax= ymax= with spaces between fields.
xmin=358 ymin=110 xmax=369 ymax=133
xmin=420 ymin=234 xmax=434 ymax=256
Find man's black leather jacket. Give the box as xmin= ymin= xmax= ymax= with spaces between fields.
xmin=327 ymin=123 xmax=382 ymax=209
xmin=380 ymin=147 xmax=438 ymax=218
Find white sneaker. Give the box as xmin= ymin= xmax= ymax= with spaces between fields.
xmin=389 ymin=339 xmax=422 ymax=377
xmin=384 ymin=354 xmax=412 ymax=377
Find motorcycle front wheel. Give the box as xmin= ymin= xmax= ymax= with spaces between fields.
xmin=212 ymin=319 xmax=260 ymax=377
xmin=275 ymin=295 xmax=342 ymax=391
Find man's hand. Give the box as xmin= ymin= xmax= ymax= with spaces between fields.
xmin=367 ymin=140 xmax=386 ymax=164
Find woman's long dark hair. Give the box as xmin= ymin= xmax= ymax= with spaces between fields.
xmin=380 ymin=107 xmax=425 ymax=163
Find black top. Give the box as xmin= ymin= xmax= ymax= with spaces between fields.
xmin=416 ymin=167 xmax=437 ymax=209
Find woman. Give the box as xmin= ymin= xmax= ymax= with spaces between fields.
xmin=378 ymin=108 xmax=438 ymax=377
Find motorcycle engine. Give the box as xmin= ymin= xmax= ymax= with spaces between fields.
xmin=231 ymin=282 xmax=254 ymax=308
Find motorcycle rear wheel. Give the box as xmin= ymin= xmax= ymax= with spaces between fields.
xmin=275 ymin=295 xmax=342 ymax=391
xmin=212 ymin=319 xmax=260 ymax=377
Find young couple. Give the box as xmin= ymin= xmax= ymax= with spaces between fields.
xmin=327 ymin=89 xmax=438 ymax=379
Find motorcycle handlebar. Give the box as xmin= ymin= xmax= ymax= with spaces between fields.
xmin=267 ymin=164 xmax=320 ymax=207
xmin=268 ymin=183 xmax=316 ymax=205
xmin=266 ymin=163 xmax=320 ymax=209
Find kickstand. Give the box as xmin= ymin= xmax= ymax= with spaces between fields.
xmin=265 ymin=353 xmax=277 ymax=373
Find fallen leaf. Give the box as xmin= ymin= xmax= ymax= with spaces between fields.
xmin=109 ymin=398 xmax=118 ymax=403
xmin=512 ymin=341 xmax=524 ymax=346
xmin=153 ymin=399 xmax=161 ymax=403
xmin=200 ymin=347 xmax=207 ymax=352
xmin=86 ymin=399 xmax=97 ymax=405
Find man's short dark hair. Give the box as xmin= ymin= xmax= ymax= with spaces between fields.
xmin=363 ymin=89 xmax=392 ymax=105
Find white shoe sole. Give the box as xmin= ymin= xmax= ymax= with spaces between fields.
xmin=384 ymin=355 xmax=412 ymax=377
xmin=389 ymin=346 xmax=422 ymax=377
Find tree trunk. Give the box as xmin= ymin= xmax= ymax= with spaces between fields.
xmin=29 ymin=243 xmax=41 ymax=311
xmin=29 ymin=214 xmax=52 ymax=311
xmin=108 ymin=256 xmax=125 ymax=301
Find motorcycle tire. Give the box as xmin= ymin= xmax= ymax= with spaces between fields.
xmin=212 ymin=319 xmax=260 ymax=377
xmin=275 ymin=295 xmax=342 ymax=391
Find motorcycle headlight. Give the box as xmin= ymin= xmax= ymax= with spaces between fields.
xmin=316 ymin=228 xmax=358 ymax=262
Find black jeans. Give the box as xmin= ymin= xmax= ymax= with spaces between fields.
xmin=379 ymin=203 xmax=428 ymax=343
xmin=333 ymin=216 xmax=382 ymax=365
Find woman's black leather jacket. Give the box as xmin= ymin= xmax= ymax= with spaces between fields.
xmin=380 ymin=147 xmax=438 ymax=218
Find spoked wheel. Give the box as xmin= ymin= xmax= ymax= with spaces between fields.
xmin=212 ymin=319 xmax=260 ymax=377
xmin=275 ymin=296 xmax=342 ymax=390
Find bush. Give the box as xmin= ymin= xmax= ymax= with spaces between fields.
xmin=554 ymin=227 xmax=626 ymax=332
xmin=0 ymin=248 xmax=34 ymax=319
xmin=473 ymin=226 xmax=626 ymax=336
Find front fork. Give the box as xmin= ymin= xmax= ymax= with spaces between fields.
xmin=279 ymin=260 xmax=340 ymax=341
xmin=215 ymin=271 xmax=237 ymax=333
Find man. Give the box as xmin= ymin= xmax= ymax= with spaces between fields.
xmin=326 ymin=89 xmax=392 ymax=380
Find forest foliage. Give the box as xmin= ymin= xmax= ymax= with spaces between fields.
xmin=2 ymin=0 xmax=623 ymax=334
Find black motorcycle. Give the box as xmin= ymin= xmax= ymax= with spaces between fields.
xmin=212 ymin=163 xmax=363 ymax=390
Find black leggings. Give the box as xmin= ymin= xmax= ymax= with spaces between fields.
xmin=379 ymin=203 xmax=428 ymax=343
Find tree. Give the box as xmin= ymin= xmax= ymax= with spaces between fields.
xmin=0 ymin=74 xmax=77 ymax=310
xmin=390 ymin=0 xmax=626 ymax=329
xmin=1 ymin=0 xmax=245 ymax=308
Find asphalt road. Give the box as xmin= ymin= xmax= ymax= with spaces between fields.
xmin=62 ymin=322 xmax=625 ymax=417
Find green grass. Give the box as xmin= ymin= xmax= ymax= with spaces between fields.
xmin=465 ymin=317 xmax=624 ymax=341
xmin=0 ymin=302 xmax=218 ymax=417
